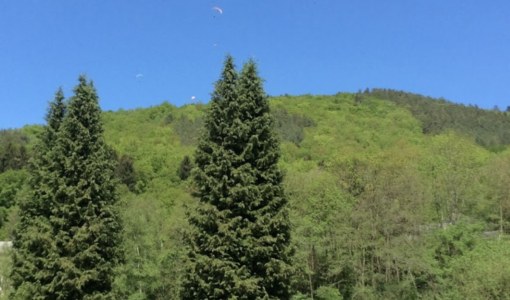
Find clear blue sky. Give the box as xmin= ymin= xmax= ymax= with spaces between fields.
xmin=1 ymin=0 xmax=509 ymax=129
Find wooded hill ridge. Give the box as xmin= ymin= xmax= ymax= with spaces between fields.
xmin=1 ymin=89 xmax=510 ymax=299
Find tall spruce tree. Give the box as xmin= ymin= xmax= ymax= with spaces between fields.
xmin=181 ymin=56 xmax=293 ymax=300
xmin=11 ymin=88 xmax=66 ymax=300
xmin=48 ymin=75 xmax=123 ymax=300
xmin=12 ymin=76 xmax=123 ymax=300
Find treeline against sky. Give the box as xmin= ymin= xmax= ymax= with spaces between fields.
xmin=366 ymin=88 xmax=510 ymax=149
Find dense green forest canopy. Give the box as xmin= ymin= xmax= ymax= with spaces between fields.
xmin=366 ymin=88 xmax=510 ymax=150
xmin=1 ymin=90 xmax=510 ymax=299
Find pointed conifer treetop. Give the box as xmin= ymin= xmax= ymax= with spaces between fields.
xmin=237 ymin=59 xmax=293 ymax=299
xmin=10 ymin=88 xmax=67 ymax=300
xmin=181 ymin=56 xmax=293 ymax=300
xmin=29 ymin=87 xmax=67 ymax=213
xmin=44 ymin=87 xmax=66 ymax=144
xmin=202 ymin=54 xmax=239 ymax=145
xmin=45 ymin=74 xmax=123 ymax=300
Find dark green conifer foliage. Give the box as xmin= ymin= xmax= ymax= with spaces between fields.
xmin=0 ymin=142 xmax=29 ymax=172
xmin=47 ymin=75 xmax=123 ymax=300
xmin=177 ymin=155 xmax=193 ymax=181
xmin=11 ymin=88 xmax=66 ymax=300
xmin=181 ymin=56 xmax=293 ymax=300
xmin=354 ymin=89 xmax=364 ymax=106
xmin=115 ymin=154 xmax=137 ymax=193
xmin=12 ymin=76 xmax=123 ymax=300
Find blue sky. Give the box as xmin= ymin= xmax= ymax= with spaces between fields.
xmin=1 ymin=0 xmax=509 ymax=129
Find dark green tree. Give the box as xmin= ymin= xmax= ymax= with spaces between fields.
xmin=0 ymin=142 xmax=29 ymax=172
xmin=180 ymin=56 xmax=293 ymax=300
xmin=12 ymin=76 xmax=123 ymax=300
xmin=177 ymin=155 xmax=194 ymax=181
xmin=271 ymin=107 xmax=315 ymax=147
xmin=115 ymin=154 xmax=137 ymax=193
xmin=10 ymin=87 xmax=67 ymax=300
xmin=48 ymin=75 xmax=123 ymax=300
xmin=354 ymin=89 xmax=364 ymax=106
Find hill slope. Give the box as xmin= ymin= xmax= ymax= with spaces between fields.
xmin=1 ymin=92 xmax=510 ymax=299
xmin=368 ymin=88 xmax=510 ymax=148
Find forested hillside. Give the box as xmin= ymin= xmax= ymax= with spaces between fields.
xmin=1 ymin=92 xmax=510 ymax=299
xmin=366 ymin=88 xmax=510 ymax=149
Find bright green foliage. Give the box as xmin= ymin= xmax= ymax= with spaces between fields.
xmin=114 ymin=195 xmax=185 ymax=300
xmin=10 ymin=88 xmax=66 ymax=300
xmin=479 ymin=153 xmax=510 ymax=233
xmin=0 ymin=170 xmax=27 ymax=220
xmin=8 ymin=78 xmax=510 ymax=299
xmin=181 ymin=56 xmax=293 ymax=300
xmin=369 ymin=88 xmax=510 ymax=147
xmin=173 ymin=115 xmax=204 ymax=146
xmin=314 ymin=286 xmax=343 ymax=300
xmin=430 ymin=220 xmax=484 ymax=270
xmin=0 ymin=169 xmax=27 ymax=239
xmin=446 ymin=238 xmax=510 ymax=299
xmin=287 ymin=170 xmax=353 ymax=299
xmin=424 ymin=131 xmax=489 ymax=224
xmin=100 ymin=101 xmax=200 ymax=194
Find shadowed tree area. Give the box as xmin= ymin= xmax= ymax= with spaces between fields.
xmin=271 ymin=107 xmax=316 ymax=147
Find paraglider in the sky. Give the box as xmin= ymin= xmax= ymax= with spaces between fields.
xmin=212 ymin=7 xmax=223 ymax=14
xmin=191 ymin=96 xmax=196 ymax=101
xmin=136 ymin=74 xmax=143 ymax=78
